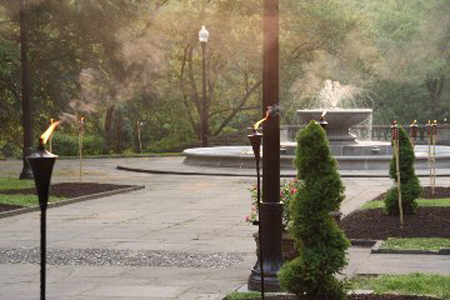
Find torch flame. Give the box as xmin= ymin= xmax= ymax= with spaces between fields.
xmin=411 ymin=120 xmax=417 ymax=125
xmin=321 ymin=111 xmax=327 ymax=118
xmin=253 ymin=110 xmax=271 ymax=131
xmin=40 ymin=120 xmax=61 ymax=145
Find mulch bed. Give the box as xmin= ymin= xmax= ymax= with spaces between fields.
xmin=341 ymin=207 xmax=450 ymax=240
xmin=341 ymin=186 xmax=450 ymax=240
xmin=246 ymin=294 xmax=439 ymax=300
xmin=0 ymin=182 xmax=134 ymax=213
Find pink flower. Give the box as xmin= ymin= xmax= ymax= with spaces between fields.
xmin=245 ymin=215 xmax=250 ymax=222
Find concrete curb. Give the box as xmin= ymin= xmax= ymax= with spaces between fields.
xmin=117 ymin=165 xmax=256 ymax=177
xmin=117 ymin=164 xmax=450 ymax=178
xmin=371 ymin=240 xmax=450 ymax=255
xmin=350 ymin=239 xmax=378 ymax=248
xmin=0 ymin=185 xmax=145 ymax=219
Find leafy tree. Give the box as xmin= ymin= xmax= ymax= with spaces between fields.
xmin=279 ymin=121 xmax=349 ymax=300
xmin=384 ymin=126 xmax=421 ymax=215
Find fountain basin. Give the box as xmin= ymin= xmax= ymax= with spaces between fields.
xmin=297 ymin=109 xmax=372 ymax=144
xmin=183 ymin=145 xmax=450 ymax=171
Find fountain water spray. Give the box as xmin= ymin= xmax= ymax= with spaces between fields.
xmin=391 ymin=121 xmax=403 ymax=225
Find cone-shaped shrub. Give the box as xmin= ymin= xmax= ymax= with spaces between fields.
xmin=278 ymin=121 xmax=349 ymax=300
xmin=384 ymin=126 xmax=421 ymax=215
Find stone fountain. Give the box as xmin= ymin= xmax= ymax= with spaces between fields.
xmin=183 ymin=80 xmax=450 ymax=171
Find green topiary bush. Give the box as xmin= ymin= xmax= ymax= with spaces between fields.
xmin=384 ymin=126 xmax=421 ymax=215
xmin=278 ymin=121 xmax=349 ymax=300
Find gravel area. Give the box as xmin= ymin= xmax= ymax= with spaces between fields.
xmin=0 ymin=247 xmax=249 ymax=269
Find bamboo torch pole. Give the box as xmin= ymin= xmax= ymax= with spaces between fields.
xmin=426 ymin=121 xmax=432 ymax=194
xmin=137 ymin=121 xmax=143 ymax=154
xmin=79 ymin=117 xmax=84 ymax=182
xmin=391 ymin=121 xmax=403 ymax=225
xmin=431 ymin=120 xmax=437 ymax=196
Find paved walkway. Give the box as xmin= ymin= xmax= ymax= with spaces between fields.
xmin=0 ymin=157 xmax=449 ymax=300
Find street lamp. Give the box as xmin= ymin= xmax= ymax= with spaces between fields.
xmin=199 ymin=25 xmax=209 ymax=147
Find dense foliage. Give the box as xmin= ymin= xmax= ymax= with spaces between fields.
xmin=384 ymin=126 xmax=422 ymax=215
xmin=279 ymin=121 xmax=349 ymax=299
xmin=0 ymin=0 xmax=448 ymax=156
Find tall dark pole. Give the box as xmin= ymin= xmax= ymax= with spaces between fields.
xmin=19 ymin=0 xmax=33 ymax=180
xmin=248 ymin=0 xmax=283 ymax=292
xmin=201 ymin=41 xmax=208 ymax=147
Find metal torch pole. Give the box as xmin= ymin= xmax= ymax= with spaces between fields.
xmin=40 ymin=202 xmax=47 ymax=300
xmin=255 ymin=153 xmax=265 ymax=299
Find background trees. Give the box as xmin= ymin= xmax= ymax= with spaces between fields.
xmin=0 ymin=0 xmax=448 ymax=156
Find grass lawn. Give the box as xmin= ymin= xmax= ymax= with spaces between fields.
xmin=360 ymin=198 xmax=450 ymax=210
xmin=0 ymin=178 xmax=63 ymax=207
xmin=0 ymin=194 xmax=63 ymax=207
xmin=222 ymin=291 xmax=260 ymax=300
xmin=380 ymin=237 xmax=450 ymax=251
xmin=0 ymin=178 xmax=35 ymax=190
xmin=351 ymin=273 xmax=450 ymax=299
xmin=224 ymin=274 xmax=450 ymax=300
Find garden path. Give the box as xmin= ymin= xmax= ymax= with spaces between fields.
xmin=0 ymin=157 xmax=449 ymax=300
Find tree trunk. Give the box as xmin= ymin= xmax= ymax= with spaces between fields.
xmin=19 ymin=0 xmax=33 ymax=180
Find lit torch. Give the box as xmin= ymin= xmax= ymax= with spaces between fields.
xmin=318 ymin=111 xmax=328 ymax=130
xmin=247 ymin=108 xmax=274 ymax=300
xmin=27 ymin=121 xmax=60 ymax=300
xmin=391 ymin=120 xmax=403 ymax=226
xmin=409 ymin=120 xmax=418 ymax=149
xmin=79 ymin=117 xmax=85 ymax=182
xmin=49 ymin=119 xmax=54 ymax=153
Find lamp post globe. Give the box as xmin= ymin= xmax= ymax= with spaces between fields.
xmin=199 ymin=25 xmax=209 ymax=43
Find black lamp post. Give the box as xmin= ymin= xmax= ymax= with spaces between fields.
xmin=248 ymin=0 xmax=283 ymax=292
xmin=27 ymin=125 xmax=59 ymax=300
xmin=199 ymin=25 xmax=209 ymax=147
